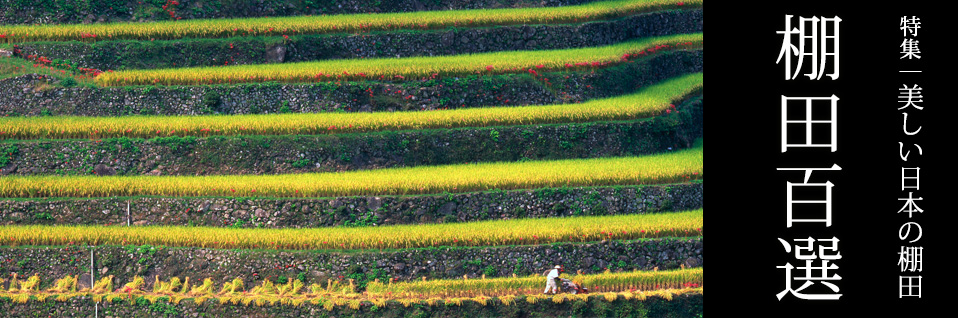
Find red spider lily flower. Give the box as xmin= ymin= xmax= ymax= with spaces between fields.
xmin=536 ymin=64 xmax=544 ymax=69
xmin=485 ymin=65 xmax=494 ymax=71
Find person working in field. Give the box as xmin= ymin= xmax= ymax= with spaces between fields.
xmin=543 ymin=265 xmax=561 ymax=294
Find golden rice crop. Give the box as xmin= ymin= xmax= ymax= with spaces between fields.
xmin=0 ymin=209 xmax=703 ymax=250
xmin=0 ymin=0 xmax=701 ymax=43
xmin=367 ymin=268 xmax=703 ymax=298
xmin=0 ymin=272 xmax=702 ymax=306
xmin=0 ymin=73 xmax=702 ymax=140
xmin=0 ymin=141 xmax=702 ymax=198
xmin=92 ymin=33 xmax=701 ymax=86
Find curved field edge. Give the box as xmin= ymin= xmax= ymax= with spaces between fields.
xmin=0 ymin=139 xmax=703 ymax=198
xmin=9 ymin=9 xmax=702 ymax=71
xmin=0 ymin=73 xmax=701 ymax=140
xmin=0 ymin=0 xmax=606 ymax=25
xmin=0 ymin=50 xmax=703 ymax=117
xmin=0 ymin=209 xmax=703 ymax=250
xmin=92 ymin=33 xmax=701 ymax=86
xmin=0 ymin=0 xmax=702 ymax=42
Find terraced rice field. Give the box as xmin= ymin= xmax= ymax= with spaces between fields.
xmin=0 ymin=0 xmax=704 ymax=316
xmin=0 ymin=269 xmax=703 ymax=309
xmin=92 ymin=34 xmax=701 ymax=85
xmin=0 ymin=141 xmax=703 ymax=197
xmin=1 ymin=210 xmax=703 ymax=249
xmin=0 ymin=72 xmax=702 ymax=139
xmin=0 ymin=0 xmax=700 ymax=42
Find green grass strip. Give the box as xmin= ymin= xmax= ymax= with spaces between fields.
xmin=91 ymin=33 xmax=700 ymax=86
xmin=0 ymin=139 xmax=702 ymax=198
xmin=0 ymin=0 xmax=700 ymax=43
xmin=0 ymin=73 xmax=702 ymax=140
xmin=0 ymin=210 xmax=703 ymax=250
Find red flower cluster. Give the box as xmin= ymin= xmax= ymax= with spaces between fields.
xmin=646 ymin=44 xmax=672 ymax=54
xmin=77 ymin=67 xmax=105 ymax=77
xmin=162 ymin=0 xmax=181 ymax=20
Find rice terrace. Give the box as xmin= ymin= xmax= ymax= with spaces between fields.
xmin=0 ymin=0 xmax=703 ymax=317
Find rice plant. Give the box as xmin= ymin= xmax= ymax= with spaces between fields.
xmin=0 ymin=73 xmax=702 ymax=140
xmin=91 ymin=34 xmax=700 ymax=86
xmin=0 ymin=140 xmax=702 ymax=198
xmin=0 ymin=0 xmax=701 ymax=43
xmin=0 ymin=209 xmax=703 ymax=250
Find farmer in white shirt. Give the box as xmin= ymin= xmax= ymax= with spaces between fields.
xmin=543 ymin=265 xmax=561 ymax=294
